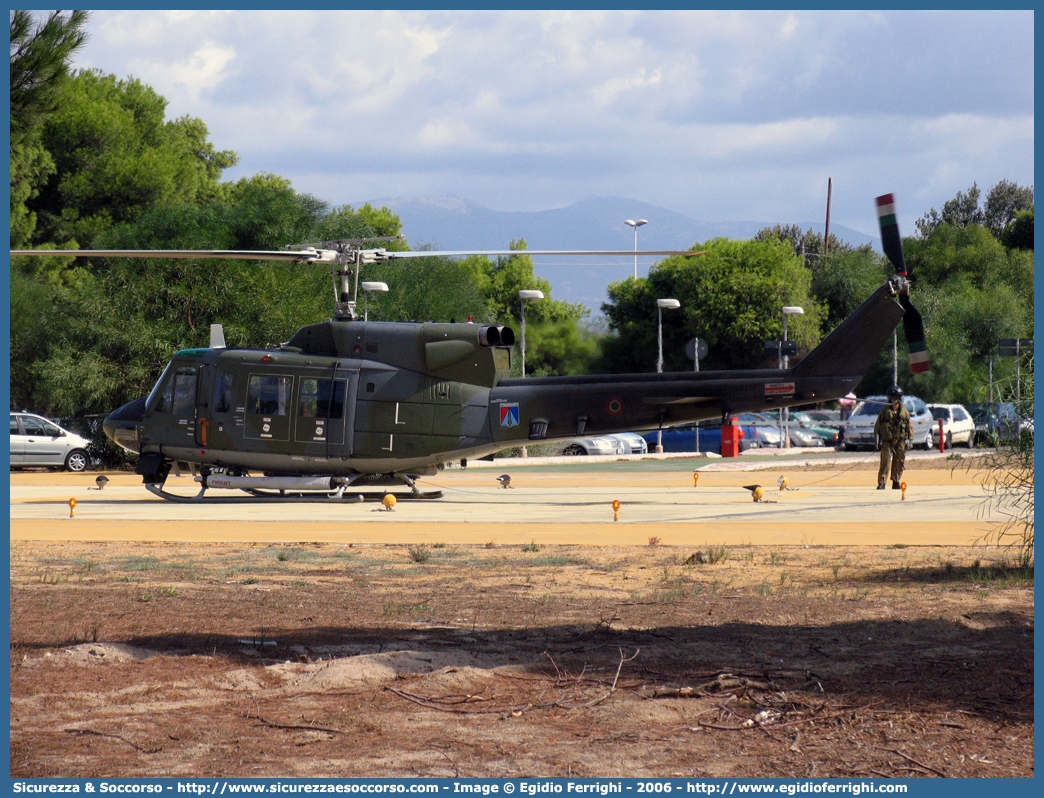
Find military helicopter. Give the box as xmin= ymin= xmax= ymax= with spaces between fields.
xmin=12 ymin=194 xmax=926 ymax=502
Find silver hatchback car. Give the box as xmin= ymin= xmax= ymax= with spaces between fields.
xmin=10 ymin=413 xmax=92 ymax=472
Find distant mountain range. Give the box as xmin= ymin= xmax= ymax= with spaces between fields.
xmin=360 ymin=195 xmax=879 ymax=313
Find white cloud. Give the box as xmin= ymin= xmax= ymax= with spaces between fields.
xmin=590 ymin=69 xmax=663 ymax=108
xmin=165 ymin=43 xmax=236 ymax=100
xmin=69 ymin=9 xmax=1033 ymax=233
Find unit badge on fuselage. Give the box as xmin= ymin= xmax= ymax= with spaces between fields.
xmin=500 ymin=402 xmax=520 ymax=427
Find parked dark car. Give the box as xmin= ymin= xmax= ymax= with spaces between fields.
xmin=788 ymin=411 xmax=841 ymax=445
xmin=804 ymin=409 xmax=842 ymax=428
xmin=966 ymin=402 xmax=1033 ymax=444
xmin=758 ymin=411 xmax=828 ymax=447
xmin=640 ymin=422 xmax=756 ymax=454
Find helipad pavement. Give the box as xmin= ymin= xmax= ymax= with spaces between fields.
xmin=9 ymin=455 xmax=1004 ymax=547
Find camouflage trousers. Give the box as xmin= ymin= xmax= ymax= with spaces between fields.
xmin=878 ymin=439 xmax=908 ymax=486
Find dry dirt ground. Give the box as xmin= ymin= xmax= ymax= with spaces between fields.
xmin=9 ymin=460 xmax=1034 ymax=779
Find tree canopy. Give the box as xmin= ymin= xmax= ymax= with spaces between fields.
xmin=598 ymin=238 xmax=825 ymax=374
xmin=9 ymin=10 xmax=89 ymax=147
xmin=9 ymin=10 xmax=90 ymax=250
xmin=916 ymin=181 xmax=1034 ymax=239
xmin=26 ymin=70 xmax=237 ymax=251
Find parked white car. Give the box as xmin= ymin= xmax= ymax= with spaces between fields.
xmin=10 ymin=412 xmax=91 ymax=472
xmin=561 ymin=433 xmax=648 ymax=456
xmin=609 ymin=432 xmax=650 ymax=455
xmin=842 ymin=395 xmax=935 ymax=450
xmin=928 ymin=404 xmax=976 ymax=448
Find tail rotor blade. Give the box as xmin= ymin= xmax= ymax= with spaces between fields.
xmin=898 ymin=294 xmax=930 ymax=374
xmin=875 ymin=193 xmax=907 ymax=275
xmin=877 ymin=193 xmax=930 ymax=374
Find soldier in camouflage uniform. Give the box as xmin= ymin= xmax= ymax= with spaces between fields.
xmin=874 ymin=386 xmax=914 ymax=489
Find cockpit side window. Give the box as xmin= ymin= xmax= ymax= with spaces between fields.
xmin=151 ymin=364 xmax=197 ymax=416
xmin=171 ymin=368 xmax=198 ymax=416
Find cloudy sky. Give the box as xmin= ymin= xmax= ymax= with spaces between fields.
xmin=70 ymin=9 xmax=1033 ymax=237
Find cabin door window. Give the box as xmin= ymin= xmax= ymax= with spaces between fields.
xmin=244 ymin=374 xmax=293 ymax=441
xmin=295 ymin=377 xmax=348 ymax=449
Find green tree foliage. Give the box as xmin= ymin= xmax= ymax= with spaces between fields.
xmin=809 ymin=249 xmax=887 ymax=330
xmin=753 ymin=223 xmax=867 ymax=265
xmin=467 ymin=240 xmax=589 ymax=324
xmin=357 ymin=248 xmax=491 ymax=326
xmin=884 ymin=206 xmax=1034 ymax=402
xmin=9 ymin=10 xmax=89 ymax=147
xmin=983 ymin=179 xmax=1035 ymax=238
xmin=755 ymin=224 xmax=881 ymax=330
xmin=521 ymin=319 xmax=601 ymax=378
xmin=599 ymin=238 xmax=824 ymax=374
xmin=905 ymin=223 xmax=1021 ymax=291
xmin=1002 ymin=208 xmax=1034 ymax=250
xmin=916 ymin=180 xmax=1034 ymax=239
xmin=27 ymin=70 xmax=237 ymax=250
xmin=9 ymin=10 xmax=90 ymax=248
xmin=10 ymin=139 xmax=55 ymax=249
xmin=916 ymin=183 xmax=984 ymax=237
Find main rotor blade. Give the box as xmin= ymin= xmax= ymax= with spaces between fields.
xmin=383 ymin=249 xmax=706 ymax=259
xmin=11 ymin=248 xmax=704 ymax=262
xmin=10 ymin=249 xmax=336 ymax=263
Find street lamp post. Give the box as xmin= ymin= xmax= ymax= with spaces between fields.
xmin=780 ymin=306 xmax=804 ymax=448
xmin=655 ymin=298 xmax=681 ymax=453
xmin=518 ymin=289 xmax=544 ymax=379
xmin=360 ymin=281 xmax=389 ymax=321
xmin=624 ymin=219 xmax=648 ymax=279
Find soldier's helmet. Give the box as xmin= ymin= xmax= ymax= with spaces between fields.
xmin=886 ymin=385 xmax=904 ymax=402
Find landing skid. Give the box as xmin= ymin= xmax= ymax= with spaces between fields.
xmin=144 ymin=481 xmax=364 ymax=503
xmin=143 ymin=471 xmax=443 ymax=503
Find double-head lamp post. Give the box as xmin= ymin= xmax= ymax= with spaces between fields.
xmin=780 ymin=306 xmax=804 ymax=448
xmin=655 ymin=298 xmax=681 ymax=453
xmin=624 ymin=219 xmax=648 ymax=279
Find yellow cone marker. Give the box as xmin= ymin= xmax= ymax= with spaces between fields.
xmin=901 ymin=482 xmax=907 ymax=501
xmin=69 ymin=497 xmax=77 ymax=518
xmin=693 ymin=472 xmax=699 ymax=487
xmin=612 ymin=499 xmax=620 ymax=522
xmin=382 ymin=494 xmax=397 ymax=511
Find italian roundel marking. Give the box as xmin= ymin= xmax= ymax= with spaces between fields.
xmin=607 ymin=397 xmax=624 ymax=416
